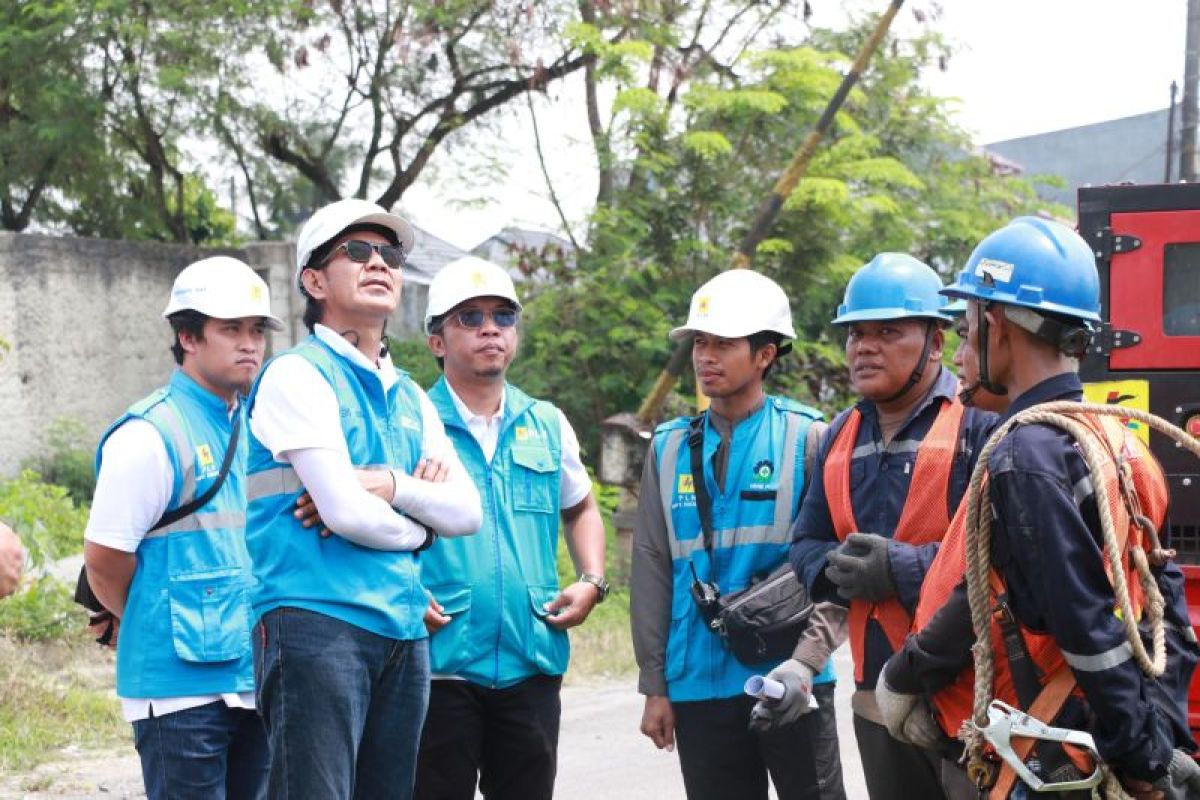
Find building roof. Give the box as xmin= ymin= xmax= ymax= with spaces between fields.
xmin=984 ymin=108 xmax=1177 ymax=206
xmin=406 ymin=224 xmax=470 ymax=285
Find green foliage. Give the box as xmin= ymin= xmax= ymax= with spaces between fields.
xmin=0 ymin=578 xmax=78 ymax=642
xmin=387 ymin=337 xmax=443 ymax=392
xmin=0 ymin=470 xmax=88 ymax=569
xmin=22 ymin=419 xmax=96 ymax=508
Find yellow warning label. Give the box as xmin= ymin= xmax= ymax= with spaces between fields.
xmin=1082 ymin=379 xmax=1150 ymax=445
xmin=677 ymin=474 xmax=695 ymax=494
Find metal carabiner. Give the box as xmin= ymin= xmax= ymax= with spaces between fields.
xmin=975 ymin=700 xmax=1104 ymax=793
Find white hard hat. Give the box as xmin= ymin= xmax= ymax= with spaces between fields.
xmin=294 ymin=198 xmax=417 ymax=290
xmin=163 ymin=256 xmax=284 ymax=330
xmin=424 ymin=256 xmax=522 ymax=334
xmin=670 ymin=269 xmax=795 ymax=341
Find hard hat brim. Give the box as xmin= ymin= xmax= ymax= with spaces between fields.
xmin=830 ymin=307 xmax=953 ymax=326
xmin=939 ymin=283 xmax=1102 ymax=323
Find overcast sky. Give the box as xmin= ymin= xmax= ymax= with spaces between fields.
xmin=402 ymin=1 xmax=1189 ymax=251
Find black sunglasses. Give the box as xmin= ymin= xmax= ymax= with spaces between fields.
xmin=450 ymin=307 xmax=520 ymax=329
xmin=324 ymin=239 xmax=406 ymax=269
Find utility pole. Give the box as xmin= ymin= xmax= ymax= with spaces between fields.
xmin=1182 ymin=0 xmax=1200 ymax=181
xmin=1167 ymin=81 xmax=1178 ymax=182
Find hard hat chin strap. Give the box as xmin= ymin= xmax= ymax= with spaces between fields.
xmin=878 ymin=320 xmax=937 ymax=405
xmin=975 ymin=301 xmax=1009 ymax=399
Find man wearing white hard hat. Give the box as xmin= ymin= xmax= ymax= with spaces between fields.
xmin=412 ymin=256 xmax=605 ymax=800
xmin=243 ymin=198 xmax=481 ymax=799
xmin=83 ymin=255 xmax=282 ymax=799
xmin=630 ymin=270 xmax=846 ymax=800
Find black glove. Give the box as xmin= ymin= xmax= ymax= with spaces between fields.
xmin=824 ymin=532 xmax=895 ymax=602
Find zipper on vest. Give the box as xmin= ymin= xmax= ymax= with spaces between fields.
xmin=487 ymin=468 xmax=503 ymax=689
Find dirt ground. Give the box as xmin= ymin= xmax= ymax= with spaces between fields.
xmin=0 ymin=649 xmax=865 ymax=799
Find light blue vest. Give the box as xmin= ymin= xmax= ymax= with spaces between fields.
xmin=655 ymin=396 xmax=833 ymax=702
xmin=245 ymin=336 xmax=427 ymax=640
xmin=100 ymin=369 xmax=254 ymax=699
xmin=421 ymin=378 xmax=566 ymax=688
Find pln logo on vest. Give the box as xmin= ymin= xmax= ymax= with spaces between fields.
xmin=195 ymin=444 xmax=219 ymax=479
xmin=515 ymin=426 xmax=541 ymax=441
xmin=750 ymin=459 xmax=775 ymax=488
xmin=674 ymin=473 xmax=697 ymax=509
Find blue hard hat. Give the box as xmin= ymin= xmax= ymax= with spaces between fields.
xmin=832 ymin=253 xmax=953 ymax=325
xmin=942 ymin=299 xmax=968 ymax=317
xmin=941 ymin=217 xmax=1101 ymax=323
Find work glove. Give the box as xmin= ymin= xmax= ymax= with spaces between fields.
xmin=1161 ymin=749 xmax=1200 ymax=799
xmin=824 ymin=532 xmax=895 ymax=603
xmin=748 ymin=659 xmax=815 ymax=733
xmin=875 ymin=673 xmax=944 ymax=751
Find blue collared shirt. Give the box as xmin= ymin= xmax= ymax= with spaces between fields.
xmin=789 ymin=367 xmax=999 ymax=688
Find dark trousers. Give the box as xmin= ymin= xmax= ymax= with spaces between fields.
xmin=673 ymin=682 xmax=842 ymax=800
xmin=414 ymin=674 xmax=562 ymax=800
xmin=254 ymin=608 xmax=431 ymax=800
xmin=132 ymin=701 xmax=268 ymax=800
xmin=854 ymin=713 xmax=946 ymax=800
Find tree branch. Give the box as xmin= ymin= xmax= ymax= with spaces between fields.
xmin=526 ymin=91 xmax=581 ymax=251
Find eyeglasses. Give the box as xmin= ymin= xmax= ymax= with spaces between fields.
xmin=323 ymin=239 xmax=406 ymax=269
xmin=448 ymin=307 xmax=520 ymax=329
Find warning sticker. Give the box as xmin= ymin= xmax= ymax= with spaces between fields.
xmin=1082 ymin=379 xmax=1150 ymax=445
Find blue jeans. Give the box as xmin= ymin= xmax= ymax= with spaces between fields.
xmin=254 ymin=607 xmax=431 ymax=800
xmin=131 ymin=701 xmax=268 ymax=800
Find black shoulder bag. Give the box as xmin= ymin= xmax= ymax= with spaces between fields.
xmin=685 ymin=414 xmax=814 ymax=665
xmin=75 ymin=413 xmax=242 ymax=645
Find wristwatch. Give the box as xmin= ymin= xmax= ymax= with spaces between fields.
xmin=578 ymin=573 xmax=610 ymax=602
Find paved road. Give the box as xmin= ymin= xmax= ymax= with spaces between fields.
xmin=555 ymin=647 xmax=865 ymax=799
xmin=0 ymin=648 xmax=864 ymax=799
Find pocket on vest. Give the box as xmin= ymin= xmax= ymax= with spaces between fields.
xmin=664 ymin=604 xmax=690 ymax=683
xmin=527 ymin=583 xmax=569 ymax=674
xmin=426 ymin=584 xmax=474 ymax=674
xmin=511 ymin=445 xmax=556 ymax=514
xmin=166 ymin=568 xmax=250 ymax=663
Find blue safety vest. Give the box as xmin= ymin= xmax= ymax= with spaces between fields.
xmin=99 ymin=369 xmax=254 ymax=699
xmin=245 ymin=336 xmax=427 ymax=641
xmin=421 ymin=378 xmax=567 ymax=687
xmin=655 ymin=396 xmax=833 ymax=702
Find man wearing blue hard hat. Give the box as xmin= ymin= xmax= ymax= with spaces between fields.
xmin=879 ymin=217 xmax=1200 ymax=799
xmin=784 ymin=254 xmax=999 ymax=800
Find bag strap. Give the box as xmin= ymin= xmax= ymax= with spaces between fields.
xmin=150 ymin=409 xmax=241 ymax=532
xmin=74 ymin=409 xmax=242 ymax=617
xmin=687 ymin=414 xmax=714 ymax=555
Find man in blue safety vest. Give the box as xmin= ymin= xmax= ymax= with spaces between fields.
xmin=631 ymin=269 xmax=845 ymax=800
xmin=84 ymin=256 xmax=283 ymax=799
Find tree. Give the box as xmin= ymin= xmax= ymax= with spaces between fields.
xmin=512 ymin=12 xmax=1067 ymax=453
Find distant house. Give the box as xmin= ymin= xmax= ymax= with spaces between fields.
xmin=984 ymin=108 xmax=1178 ymax=206
xmin=470 ymin=226 xmax=576 ymax=280
xmin=395 ymin=225 xmax=471 ymax=336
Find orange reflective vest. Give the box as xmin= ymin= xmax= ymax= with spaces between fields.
xmin=912 ymin=412 xmax=1169 ymax=798
xmin=824 ymin=397 xmax=965 ymax=682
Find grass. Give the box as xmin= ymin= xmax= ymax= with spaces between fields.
xmin=0 ymin=633 xmax=126 ymax=774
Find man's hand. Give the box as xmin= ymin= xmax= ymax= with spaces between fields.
xmin=423 ymin=598 xmax=451 ymax=634
xmin=543 ymin=581 xmax=602 ymax=630
xmin=640 ymin=695 xmax=676 ymax=751
xmin=748 ymin=659 xmax=815 ymax=732
xmin=295 ymin=459 xmax=450 ymax=537
xmin=87 ymin=610 xmax=119 ymax=648
xmin=0 ymin=523 xmax=24 ymax=598
xmin=1120 ymin=774 xmax=1164 ymax=800
xmin=875 ymin=672 xmax=943 ymax=750
xmin=824 ymin=532 xmax=896 ymax=602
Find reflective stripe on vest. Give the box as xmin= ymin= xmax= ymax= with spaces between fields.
xmin=824 ymin=397 xmax=965 ymax=682
xmin=913 ymin=413 xmax=1169 ymax=770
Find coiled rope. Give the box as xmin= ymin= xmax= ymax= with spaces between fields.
xmin=960 ymin=402 xmax=1200 ymax=798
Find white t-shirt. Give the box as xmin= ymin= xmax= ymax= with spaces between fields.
xmin=85 ymin=409 xmax=256 ymax=723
